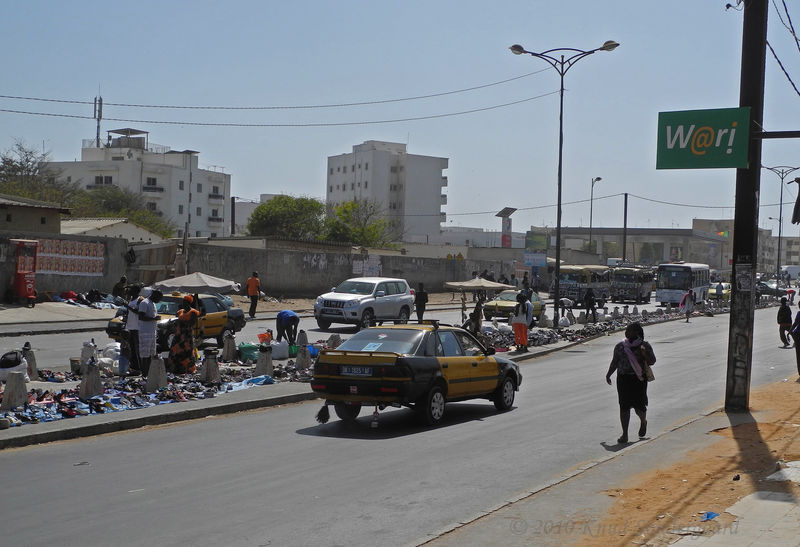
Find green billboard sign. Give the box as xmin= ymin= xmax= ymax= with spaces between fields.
xmin=656 ymin=107 xmax=750 ymax=169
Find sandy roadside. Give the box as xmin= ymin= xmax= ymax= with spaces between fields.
xmin=574 ymin=377 xmax=800 ymax=546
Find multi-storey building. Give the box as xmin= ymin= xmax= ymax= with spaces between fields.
xmin=47 ymin=128 xmax=231 ymax=238
xmin=326 ymin=140 xmax=448 ymax=242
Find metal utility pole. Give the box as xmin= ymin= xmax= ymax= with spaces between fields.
xmin=622 ymin=193 xmax=628 ymax=263
xmin=725 ymin=0 xmax=768 ymax=412
xmin=93 ymin=96 xmax=103 ymax=148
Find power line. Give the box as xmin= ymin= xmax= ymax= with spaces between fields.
xmin=1 ymin=93 xmax=560 ymax=127
xmin=0 ymin=69 xmax=549 ymax=111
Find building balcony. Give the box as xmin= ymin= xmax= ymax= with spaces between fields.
xmin=441 ymin=176 xmax=448 ymax=187
xmin=441 ymin=194 xmax=447 ymax=205
xmin=208 ymin=216 xmax=224 ymax=223
xmin=208 ymin=193 xmax=225 ymax=201
xmin=142 ymin=186 xmax=165 ymax=193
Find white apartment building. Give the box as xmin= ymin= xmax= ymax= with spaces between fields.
xmin=48 ymin=128 xmax=231 ymax=238
xmin=326 ymin=140 xmax=448 ymax=242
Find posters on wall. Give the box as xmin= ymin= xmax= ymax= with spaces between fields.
xmin=36 ymin=239 xmax=105 ymax=276
xmin=352 ymin=255 xmax=382 ymax=276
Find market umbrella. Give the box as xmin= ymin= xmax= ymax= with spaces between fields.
xmin=444 ymin=278 xmax=515 ymax=291
xmin=152 ymin=272 xmax=241 ymax=294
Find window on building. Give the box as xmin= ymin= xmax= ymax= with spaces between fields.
xmin=390 ymin=166 xmax=397 ymax=173
xmin=146 ymin=202 xmax=157 ymax=212
xmin=178 ymin=205 xmax=184 ymax=214
xmin=196 ymin=207 xmax=202 ymax=216
xmin=189 ymin=194 xmax=192 ymax=202
xmin=104 ymin=176 xmax=112 ymax=184
xmin=364 ymin=180 xmax=368 ymax=188
xmin=66 ymin=176 xmax=71 ymax=183
xmin=329 ymin=186 xmax=333 ymax=192
xmin=399 ymin=165 xmax=404 ymax=172
xmin=196 ymin=231 xmax=201 ymax=237
xmin=211 ymin=209 xmax=218 ymax=217
xmin=5 ymin=214 xmax=10 ymax=222
xmin=95 ymin=175 xmax=103 ymax=185
xmin=351 ymin=164 xmax=355 ymax=171
xmin=337 ymin=166 xmax=340 ymax=172
xmin=41 ymin=217 xmax=46 ymax=224
xmin=112 ymin=156 xmax=124 ymax=161
xmin=365 ymin=162 xmax=368 ymax=170
xmin=146 ymin=177 xmax=157 ymax=186
xmin=357 ymin=182 xmax=361 ymax=187
xmin=197 ymin=183 xmax=203 ymax=193
xmin=212 ymin=185 xmax=220 ymax=195
xmin=177 ymin=229 xmax=184 ymax=237
xmin=358 ymin=163 xmax=361 ymax=169
xmin=179 ymin=180 xmax=185 ymax=190
xmin=351 ymin=183 xmax=354 ymax=190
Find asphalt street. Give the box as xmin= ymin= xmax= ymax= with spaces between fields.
xmin=0 ymin=307 xmax=792 ymax=547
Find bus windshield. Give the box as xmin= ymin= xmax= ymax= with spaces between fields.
xmin=658 ymin=268 xmax=691 ymax=290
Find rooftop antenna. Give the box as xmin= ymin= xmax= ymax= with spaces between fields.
xmin=93 ymin=95 xmax=103 ymax=148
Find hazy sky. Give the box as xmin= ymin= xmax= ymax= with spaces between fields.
xmin=2 ymin=1 xmax=798 ymax=236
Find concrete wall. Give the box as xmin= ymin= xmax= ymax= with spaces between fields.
xmin=0 ymin=206 xmax=62 ymax=234
xmin=186 ymin=242 xmax=510 ymax=297
xmin=0 ymin=230 xmax=128 ymax=296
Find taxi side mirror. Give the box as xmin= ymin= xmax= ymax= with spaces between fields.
xmin=485 ymin=347 xmax=496 ymax=356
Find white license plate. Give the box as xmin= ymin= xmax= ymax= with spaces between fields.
xmin=341 ymin=365 xmax=372 ymax=376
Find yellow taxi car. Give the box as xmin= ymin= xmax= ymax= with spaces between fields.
xmin=106 ymin=292 xmax=245 ymax=350
xmin=311 ymin=322 xmax=521 ymax=426
xmin=483 ymin=290 xmax=545 ymax=322
xmin=708 ymin=282 xmax=732 ymax=302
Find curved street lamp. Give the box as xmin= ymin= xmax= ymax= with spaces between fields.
xmin=589 ymin=176 xmax=602 ymax=253
xmin=510 ymin=40 xmax=619 ymax=320
xmin=762 ymin=165 xmax=800 ymax=283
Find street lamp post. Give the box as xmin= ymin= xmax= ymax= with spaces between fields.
xmin=762 ymin=165 xmax=800 ymax=284
xmin=589 ymin=176 xmax=602 ymax=253
xmin=510 ymin=40 xmax=619 ymax=321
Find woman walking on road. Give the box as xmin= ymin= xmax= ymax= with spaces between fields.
xmin=511 ymin=292 xmax=532 ymax=352
xmin=680 ymin=289 xmax=695 ymax=322
xmin=606 ymin=322 xmax=656 ymax=444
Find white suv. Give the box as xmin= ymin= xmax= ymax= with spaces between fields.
xmin=314 ymin=277 xmax=415 ymax=330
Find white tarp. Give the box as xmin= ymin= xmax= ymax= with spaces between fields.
xmin=444 ymin=278 xmax=515 ymax=291
xmin=152 ymin=272 xmax=241 ymax=294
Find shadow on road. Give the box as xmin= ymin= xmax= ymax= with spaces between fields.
xmin=296 ymin=403 xmax=515 ymax=439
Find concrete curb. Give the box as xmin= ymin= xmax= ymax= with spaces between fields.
xmin=0 ymin=389 xmax=318 ymax=450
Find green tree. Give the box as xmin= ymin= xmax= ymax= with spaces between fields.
xmin=0 ymin=140 xmax=79 ymax=206
xmin=246 ymin=195 xmax=326 ymax=239
xmin=325 ymin=199 xmax=393 ymax=247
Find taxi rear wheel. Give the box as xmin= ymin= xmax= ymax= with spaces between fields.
xmin=493 ymin=375 xmax=516 ymax=411
xmin=417 ymin=385 xmax=445 ymax=426
xmin=334 ymin=402 xmax=361 ymax=422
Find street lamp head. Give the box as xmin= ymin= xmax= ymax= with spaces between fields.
xmin=599 ymin=40 xmax=620 ymax=51
xmin=509 ymin=44 xmax=527 ymax=55
xmin=592 ymin=176 xmax=602 ymax=183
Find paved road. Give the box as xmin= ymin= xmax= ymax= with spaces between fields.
xmin=0 ymin=307 xmax=791 ymax=546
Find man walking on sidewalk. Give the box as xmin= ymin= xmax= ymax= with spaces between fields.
xmin=777 ymin=297 xmax=792 ymax=348
xmin=245 ymin=271 xmax=261 ymax=319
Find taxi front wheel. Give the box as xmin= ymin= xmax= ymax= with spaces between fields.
xmin=417 ymin=385 xmax=446 ymax=426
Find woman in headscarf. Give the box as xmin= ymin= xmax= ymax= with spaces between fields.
xmin=605 ymin=322 xmax=656 ymax=444
xmin=168 ymin=294 xmax=201 ymax=374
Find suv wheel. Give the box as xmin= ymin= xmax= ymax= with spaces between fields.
xmin=359 ymin=309 xmax=375 ymax=330
xmin=316 ymin=319 xmax=332 ymax=330
xmin=396 ymin=306 xmax=409 ymax=324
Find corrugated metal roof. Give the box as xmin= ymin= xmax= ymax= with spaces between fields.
xmin=0 ymin=192 xmax=70 ymax=213
xmin=60 ymin=218 xmax=129 ymax=234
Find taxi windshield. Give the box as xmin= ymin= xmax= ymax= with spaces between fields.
xmin=337 ymin=328 xmax=424 ymax=355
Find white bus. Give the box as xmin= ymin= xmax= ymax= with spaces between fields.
xmin=655 ymin=262 xmax=710 ymax=306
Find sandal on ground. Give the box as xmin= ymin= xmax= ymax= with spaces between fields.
xmin=638 ymin=420 xmax=647 ymax=438
xmin=617 ymin=435 xmax=629 ymax=444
